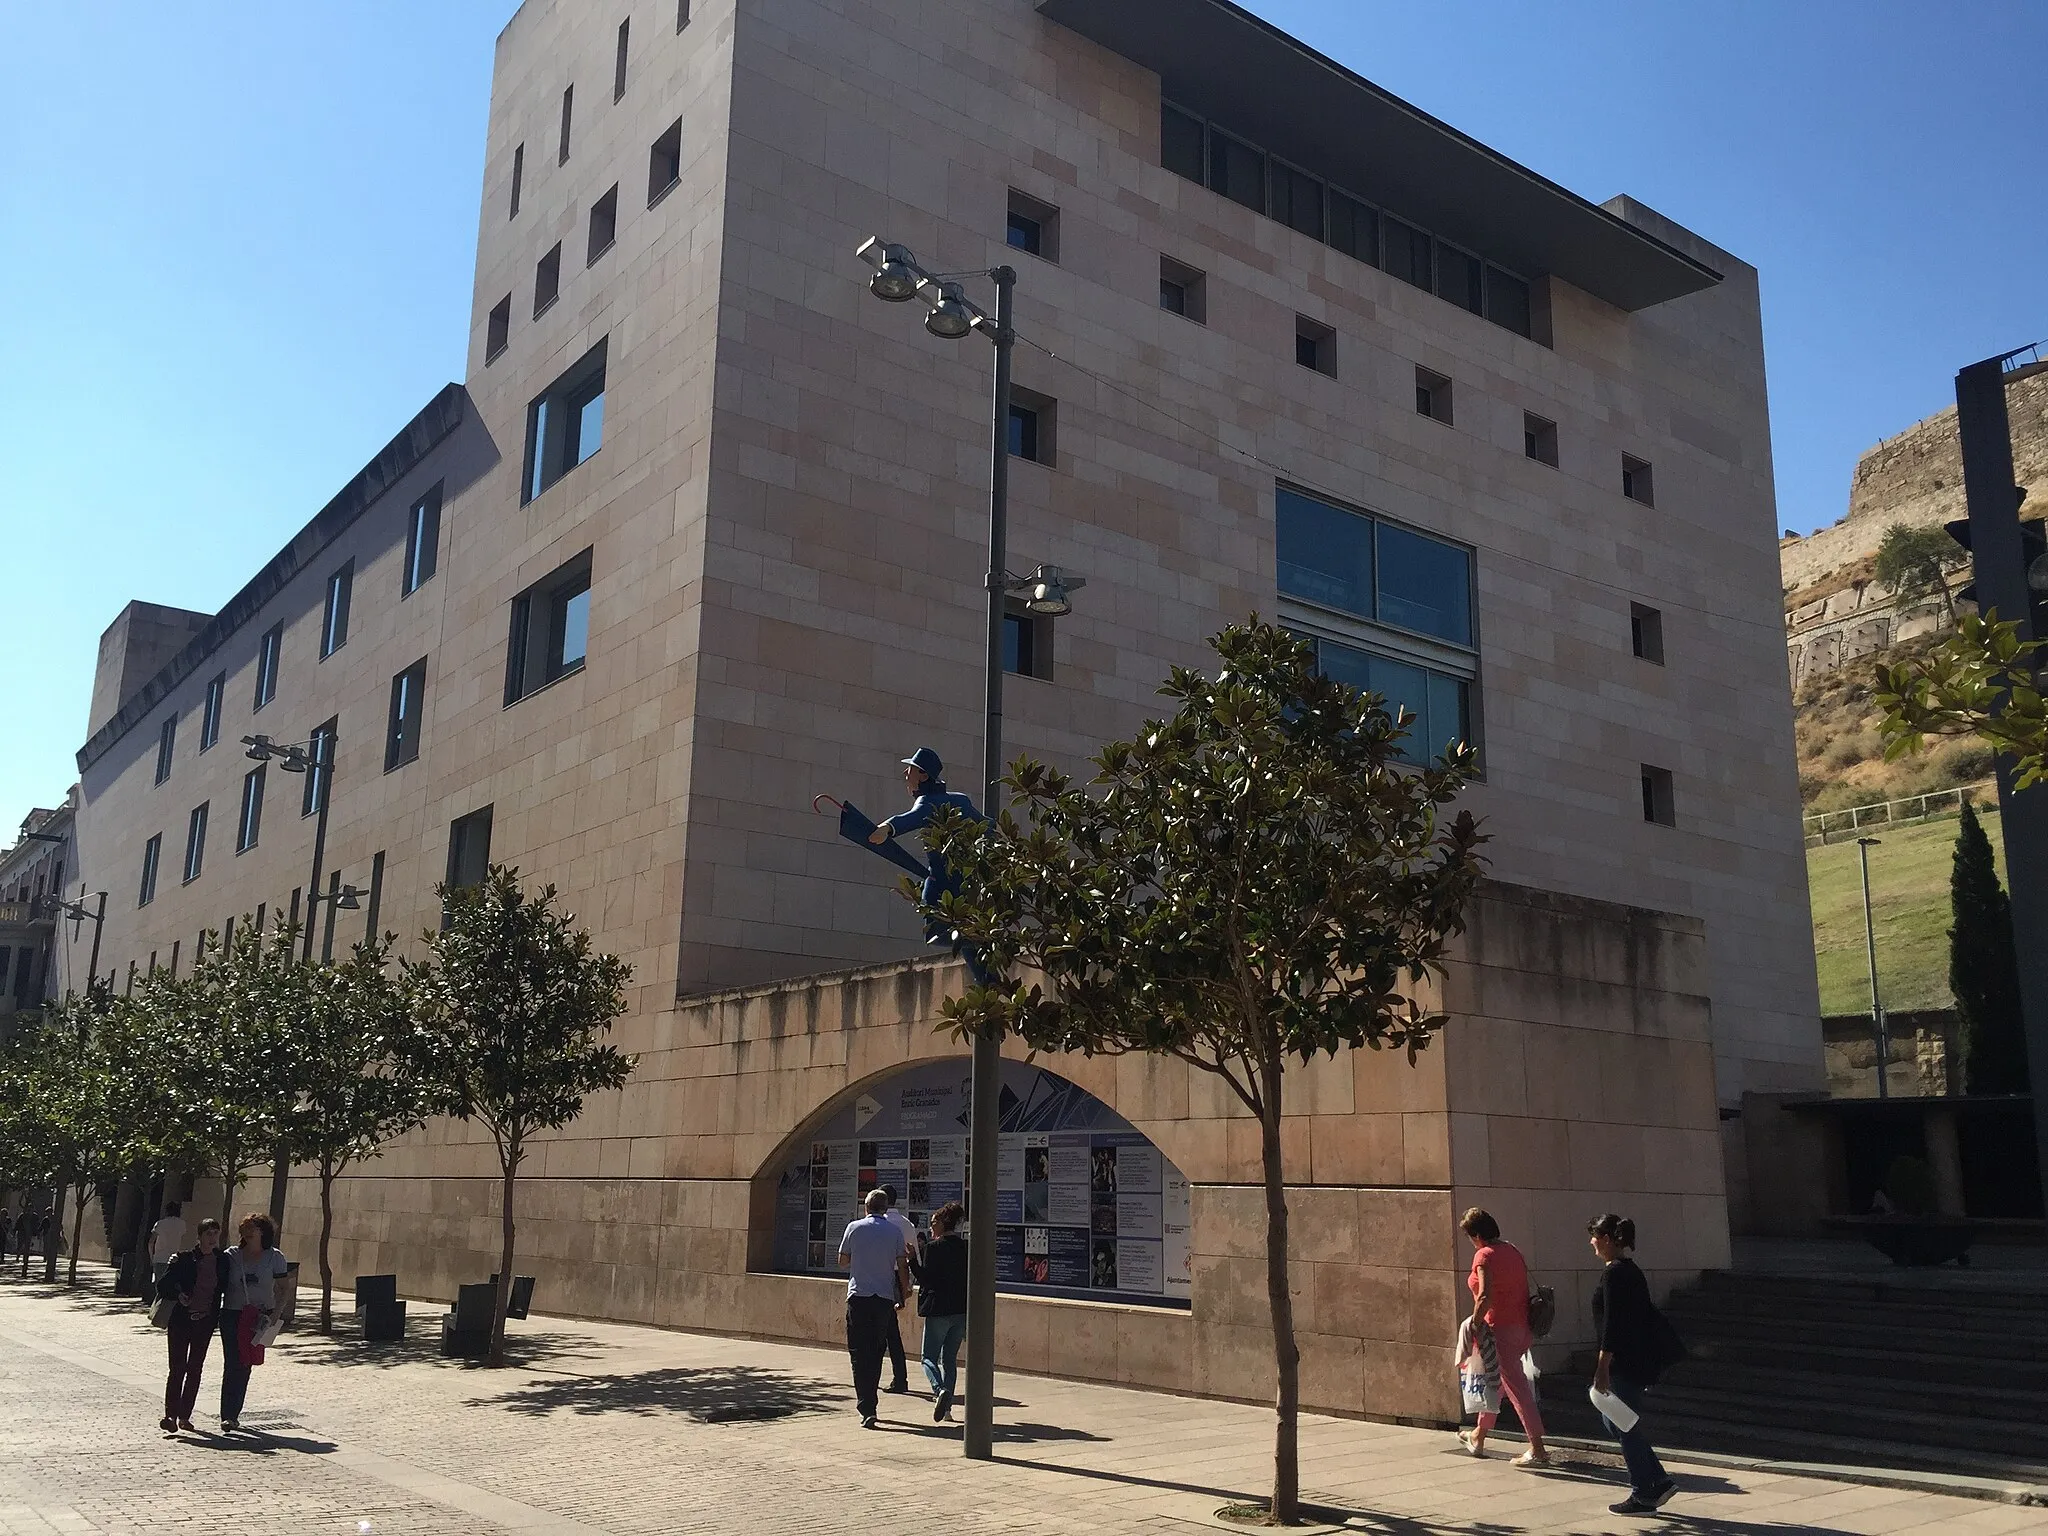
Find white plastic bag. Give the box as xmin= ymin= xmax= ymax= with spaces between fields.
xmin=1588 ymin=1385 xmax=1639 ymax=1433
xmin=1461 ymin=1365 xmax=1499 ymax=1416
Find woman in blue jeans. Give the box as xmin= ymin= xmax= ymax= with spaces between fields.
xmin=1589 ymin=1213 xmax=1683 ymax=1516
xmin=912 ymin=1201 xmax=969 ymax=1422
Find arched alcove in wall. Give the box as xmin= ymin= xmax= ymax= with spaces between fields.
xmin=762 ymin=1057 xmax=1192 ymax=1308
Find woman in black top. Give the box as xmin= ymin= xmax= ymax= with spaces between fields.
xmin=1589 ymin=1213 xmax=1678 ymax=1515
xmin=911 ymin=1201 xmax=970 ymax=1423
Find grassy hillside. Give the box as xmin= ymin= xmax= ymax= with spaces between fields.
xmin=1807 ymin=806 xmax=2003 ymax=1015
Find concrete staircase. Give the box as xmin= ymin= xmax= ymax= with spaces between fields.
xmin=1539 ymin=1267 xmax=2048 ymax=1482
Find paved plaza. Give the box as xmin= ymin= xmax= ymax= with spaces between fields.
xmin=0 ymin=1267 xmax=2031 ymax=1536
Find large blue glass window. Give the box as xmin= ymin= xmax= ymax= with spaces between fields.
xmin=1277 ymin=488 xmax=1472 ymax=648
xmin=1309 ymin=635 xmax=1471 ymax=765
xmin=1375 ymin=522 xmax=1473 ymax=646
xmin=1275 ymin=488 xmax=1373 ymax=617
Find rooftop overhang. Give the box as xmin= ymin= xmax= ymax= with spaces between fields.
xmin=1036 ymin=0 xmax=1722 ymax=311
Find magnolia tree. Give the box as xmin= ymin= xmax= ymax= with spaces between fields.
xmin=1876 ymin=614 xmax=2048 ymax=784
xmin=401 ymin=868 xmax=633 ymax=1366
xmin=919 ymin=620 xmax=1486 ymax=1524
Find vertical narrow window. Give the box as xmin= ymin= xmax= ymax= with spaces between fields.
xmin=1383 ymin=217 xmax=1431 ymax=290
xmin=254 ymin=902 xmax=265 ymax=935
xmin=534 ymin=242 xmax=562 ymax=317
xmin=1003 ymin=605 xmax=1055 ymax=680
xmin=169 ymin=940 xmax=179 ymax=977
xmin=1486 ymin=267 xmax=1532 ymax=338
xmin=303 ymin=718 xmax=337 ymax=817
xmin=1622 ymin=455 xmax=1656 ymax=506
xmin=237 ymin=767 xmax=265 ymax=853
xmin=1328 ymin=191 xmax=1378 ymax=267
xmin=559 ymin=85 xmax=573 ymax=165
xmin=320 ymin=562 xmax=353 ymax=657
xmin=1436 ymin=245 xmax=1483 ymax=314
xmin=1641 ymin=765 xmax=1676 ymax=826
xmin=288 ymin=887 xmax=302 ymax=935
xmin=404 ymin=483 xmax=442 ymax=596
xmin=588 ymin=183 xmax=619 ymax=264
xmin=386 ymin=659 xmax=428 ymax=770
xmin=510 ymin=142 xmax=524 ymax=218
xmin=676 ymin=0 xmax=691 ymax=30
xmin=1160 ymin=102 xmax=1205 ymax=182
xmin=138 ymin=834 xmax=162 ymax=906
xmin=506 ymin=551 xmax=595 ymax=703
xmin=1006 ymin=388 xmax=1056 ymax=466
xmin=364 ymin=850 xmax=385 ymax=938
xmin=1207 ymin=130 xmax=1266 ymax=213
xmin=1631 ymin=603 xmax=1666 ymax=665
xmin=486 ymin=295 xmax=512 ymax=362
xmin=1271 ymin=163 xmax=1324 ymax=240
xmin=155 ymin=714 xmax=176 ymax=785
xmin=614 ymin=18 xmax=630 ymax=100
xmin=522 ymin=339 xmax=608 ymax=501
xmin=648 ymin=118 xmax=683 ymax=204
xmin=321 ymin=872 xmax=341 ymax=963
xmin=447 ymin=807 xmax=495 ymax=907
xmin=182 ymin=803 xmax=208 ymax=884
xmin=253 ymin=623 xmax=282 ymax=710
xmin=199 ymin=672 xmax=225 ymax=751
xmin=1415 ymin=367 xmax=1452 ymax=425
xmin=1523 ymin=413 xmax=1558 ymax=467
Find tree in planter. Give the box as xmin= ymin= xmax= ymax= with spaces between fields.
xmin=1949 ymin=800 xmax=2030 ymax=1095
xmin=280 ymin=934 xmax=428 ymax=1332
xmin=918 ymin=620 xmax=1486 ymax=1525
xmin=400 ymin=867 xmax=633 ymax=1366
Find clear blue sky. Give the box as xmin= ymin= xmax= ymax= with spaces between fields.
xmin=3 ymin=2 xmax=2042 ymax=835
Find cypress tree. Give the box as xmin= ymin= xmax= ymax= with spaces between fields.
xmin=1949 ymin=800 xmax=2030 ymax=1095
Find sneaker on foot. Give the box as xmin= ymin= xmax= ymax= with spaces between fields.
xmin=177 ymin=1419 xmax=195 ymax=1433
xmin=221 ymin=1418 xmax=238 ymax=1432
xmin=861 ymin=1413 xmax=878 ymax=1429
xmin=884 ymin=1381 xmax=909 ymax=1394
xmin=1609 ymin=1495 xmax=1657 ymax=1516
xmin=159 ymin=1416 xmax=177 ymax=1432
xmin=1649 ymin=1479 xmax=1678 ymax=1508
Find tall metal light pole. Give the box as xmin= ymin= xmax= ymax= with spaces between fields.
xmin=855 ymin=238 xmax=1081 ymax=1460
xmin=1856 ymin=836 xmax=1887 ymax=1099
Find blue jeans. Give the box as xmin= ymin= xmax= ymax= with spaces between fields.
xmin=1600 ymin=1373 xmax=1670 ymax=1497
xmin=921 ymin=1313 xmax=966 ymax=1402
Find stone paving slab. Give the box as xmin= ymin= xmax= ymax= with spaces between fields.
xmin=0 ymin=1267 xmax=2017 ymax=1535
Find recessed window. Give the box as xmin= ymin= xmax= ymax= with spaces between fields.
xmin=155 ymin=714 xmax=176 ymax=785
xmin=253 ymin=623 xmax=282 ymax=711
xmin=1384 ymin=217 xmax=1432 ymax=290
xmin=404 ymin=483 xmax=442 ymax=596
xmin=1275 ymin=487 xmax=1473 ymax=649
xmin=320 ymin=561 xmax=353 ymax=658
xmin=1641 ymin=765 xmax=1675 ymax=826
xmin=1622 ymin=455 xmax=1655 ymax=506
xmin=1524 ymin=413 xmax=1558 ymax=467
xmin=303 ymin=718 xmax=336 ymax=818
xmin=1005 ymin=190 xmax=1060 ymax=262
xmin=676 ymin=0 xmax=691 ymax=29
xmin=1631 ymin=603 xmax=1665 ymax=665
xmin=558 ymin=84 xmax=573 ymax=165
xmin=614 ymin=19 xmax=630 ymax=100
xmin=1329 ymin=191 xmax=1377 ymax=267
xmin=649 ymin=117 xmax=682 ymax=204
xmin=1295 ymin=316 xmax=1335 ymax=376
xmin=1416 ymin=367 xmax=1452 ymax=425
xmin=522 ymin=337 xmax=607 ymax=503
xmin=447 ymin=806 xmax=494 ymax=893
xmin=386 ymin=659 xmax=427 ymax=771
xmin=1007 ymin=387 xmax=1056 ymax=466
xmin=1437 ymin=245 xmax=1483 ymax=315
xmin=237 ymin=767 xmax=264 ymax=853
xmin=1271 ymin=162 xmax=1324 ymax=240
xmin=1003 ymin=603 xmax=1055 ymax=681
xmin=199 ymin=673 xmax=225 ymax=752
xmin=588 ymin=184 xmax=619 ymax=265
xmin=138 ymin=835 xmax=162 ymax=907
xmin=534 ymin=242 xmax=562 ymax=317
xmin=182 ymin=802 xmax=208 ymax=884
xmin=1159 ymin=257 xmax=1206 ymax=323
xmin=486 ymin=295 xmax=511 ymax=362
xmin=1304 ymin=633 xmax=1472 ymax=766
xmin=510 ymin=142 xmax=524 ymax=219
xmin=506 ymin=549 xmax=594 ymax=704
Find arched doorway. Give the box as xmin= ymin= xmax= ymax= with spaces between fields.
xmin=767 ymin=1057 xmax=1191 ymax=1307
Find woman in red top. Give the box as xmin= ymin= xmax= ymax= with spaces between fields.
xmin=1459 ymin=1207 xmax=1550 ymax=1466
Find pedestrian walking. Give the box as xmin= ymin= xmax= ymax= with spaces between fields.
xmin=878 ymin=1184 xmax=917 ymax=1394
xmin=1588 ymin=1213 xmax=1684 ymax=1515
xmin=148 ymin=1201 xmax=186 ymax=1289
xmin=838 ymin=1187 xmax=912 ymax=1428
xmin=14 ymin=1209 xmax=34 ymax=1277
xmin=911 ymin=1200 xmax=969 ymax=1422
xmin=157 ymin=1217 xmax=226 ymax=1433
xmin=1455 ymin=1208 xmax=1549 ymax=1467
xmin=218 ymin=1213 xmax=289 ymax=1432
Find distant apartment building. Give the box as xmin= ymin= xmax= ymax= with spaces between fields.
xmin=0 ymin=797 xmax=76 ymax=1022
xmin=70 ymin=0 xmax=1817 ymax=1420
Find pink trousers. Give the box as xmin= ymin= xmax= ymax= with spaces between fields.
xmin=1477 ymin=1321 xmax=1545 ymax=1439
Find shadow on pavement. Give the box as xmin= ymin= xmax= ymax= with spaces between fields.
xmin=296 ymin=1326 xmax=607 ymax=1373
xmin=467 ymin=1364 xmax=848 ymax=1422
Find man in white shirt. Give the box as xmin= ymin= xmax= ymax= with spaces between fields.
xmin=838 ymin=1189 xmax=911 ymax=1428
xmin=148 ymin=1201 xmax=187 ymax=1285
xmin=878 ymin=1186 xmax=919 ymax=1394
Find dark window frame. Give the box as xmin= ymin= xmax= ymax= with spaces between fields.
xmin=522 ymin=338 xmax=608 ymax=503
xmin=385 ymin=660 xmax=427 ymax=772
xmin=588 ymin=183 xmax=620 ymax=265
xmin=505 ymin=549 xmax=595 ymax=704
xmin=1006 ymin=386 xmax=1057 ymax=466
xmin=1524 ymin=412 xmax=1559 ymax=467
xmin=1002 ymin=602 xmax=1055 ymax=681
xmin=1622 ymin=454 xmax=1656 ymax=507
xmin=486 ymin=295 xmax=512 ymax=362
xmin=1631 ymin=603 xmax=1666 ymax=665
xmin=510 ymin=141 xmax=524 ymax=219
xmin=614 ymin=18 xmax=630 ymax=100
xmin=253 ymin=623 xmax=282 ymax=711
xmin=138 ymin=834 xmax=162 ymax=907
xmin=1641 ymin=764 xmax=1676 ymax=826
xmin=1275 ymin=485 xmax=1476 ymax=653
xmin=199 ymin=672 xmax=225 ymax=751
xmin=534 ymin=241 xmax=563 ymax=318
xmin=320 ymin=561 xmax=353 ymax=658
xmin=1159 ymin=255 xmax=1207 ymax=323
xmin=182 ymin=802 xmax=208 ymax=885
xmin=237 ymin=765 xmax=265 ymax=854
xmin=404 ymin=483 xmax=442 ymax=596
xmin=1005 ymin=189 xmax=1061 ymax=263
xmin=558 ymin=84 xmax=573 ymax=165
xmin=648 ymin=118 xmax=683 ymax=205
xmin=1416 ymin=367 xmax=1453 ymax=425
xmin=1295 ymin=315 xmax=1335 ymax=377
xmin=303 ymin=718 xmax=337 ymax=818
xmin=155 ymin=714 xmax=176 ymax=785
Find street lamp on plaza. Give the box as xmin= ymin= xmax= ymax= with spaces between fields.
xmin=857 ymin=235 xmax=1083 ymax=1461
xmin=243 ymin=730 xmax=339 ymax=963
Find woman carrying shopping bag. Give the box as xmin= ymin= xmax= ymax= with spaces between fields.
xmin=218 ymin=1213 xmax=289 ymax=1432
xmin=1457 ymin=1208 xmax=1550 ymax=1467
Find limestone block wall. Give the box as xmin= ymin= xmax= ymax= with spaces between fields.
xmin=293 ymin=877 xmax=1718 ymax=1425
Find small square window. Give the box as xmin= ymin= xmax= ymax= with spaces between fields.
xmin=1622 ymin=455 xmax=1655 ymax=506
xmin=523 ymin=338 xmax=607 ymax=503
xmin=155 ymin=714 xmax=176 ymax=785
xmin=588 ymin=184 xmax=619 ymax=265
xmin=649 ymin=118 xmax=682 ymax=205
xmin=534 ymin=242 xmax=562 ymax=318
xmin=199 ymin=673 xmax=225 ymax=752
xmin=509 ymin=142 xmax=524 ymax=219
xmin=1007 ymin=386 xmax=1056 ymax=466
xmin=320 ymin=561 xmax=353 ymax=658
xmin=486 ymin=295 xmax=511 ymax=362
xmin=1416 ymin=367 xmax=1452 ymax=425
xmin=1631 ymin=603 xmax=1665 ymax=665
xmin=558 ymin=84 xmax=573 ymax=165
xmin=404 ymin=483 xmax=442 ymax=596
xmin=505 ymin=549 xmax=594 ymax=704
xmin=1003 ymin=603 xmax=1055 ymax=681
xmin=1005 ymin=189 xmax=1060 ymax=262
xmin=1295 ymin=316 xmax=1334 ymax=377
xmin=614 ymin=18 xmax=630 ymax=100
xmin=253 ymin=623 xmax=282 ymax=711
xmin=1641 ymin=764 xmax=1675 ymax=826
xmin=386 ymin=660 xmax=427 ymax=771
xmin=1523 ymin=413 xmax=1558 ymax=467
xmin=1159 ymin=256 xmax=1206 ymax=323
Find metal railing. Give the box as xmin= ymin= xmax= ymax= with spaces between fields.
xmin=1804 ymin=779 xmax=1997 ymax=843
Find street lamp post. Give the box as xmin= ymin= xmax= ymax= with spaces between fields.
xmin=53 ymin=888 xmax=107 ymax=994
xmin=856 ymin=237 xmax=1082 ymax=1461
xmin=1856 ymin=836 xmax=1887 ymax=1099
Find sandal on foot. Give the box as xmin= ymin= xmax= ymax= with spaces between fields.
xmin=1511 ymin=1451 xmax=1552 ymax=1469
xmin=1457 ymin=1430 xmax=1486 ymax=1457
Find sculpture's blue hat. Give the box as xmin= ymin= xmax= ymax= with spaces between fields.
xmin=901 ymin=746 xmax=944 ymax=780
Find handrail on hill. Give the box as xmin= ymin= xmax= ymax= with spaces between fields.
xmin=1805 ymin=779 xmax=1997 ymax=844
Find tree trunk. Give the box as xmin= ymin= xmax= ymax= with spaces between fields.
xmin=489 ymin=1145 xmax=518 ymax=1367
xmin=68 ymin=1184 xmax=88 ymax=1287
xmin=318 ymin=1156 xmax=336 ymax=1335
xmin=1258 ymin=1050 xmax=1300 ymax=1525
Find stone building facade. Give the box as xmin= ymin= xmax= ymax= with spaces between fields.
xmin=68 ymin=0 xmax=1815 ymax=1419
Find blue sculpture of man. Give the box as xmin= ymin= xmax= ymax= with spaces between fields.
xmin=869 ymin=747 xmax=983 ymax=946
